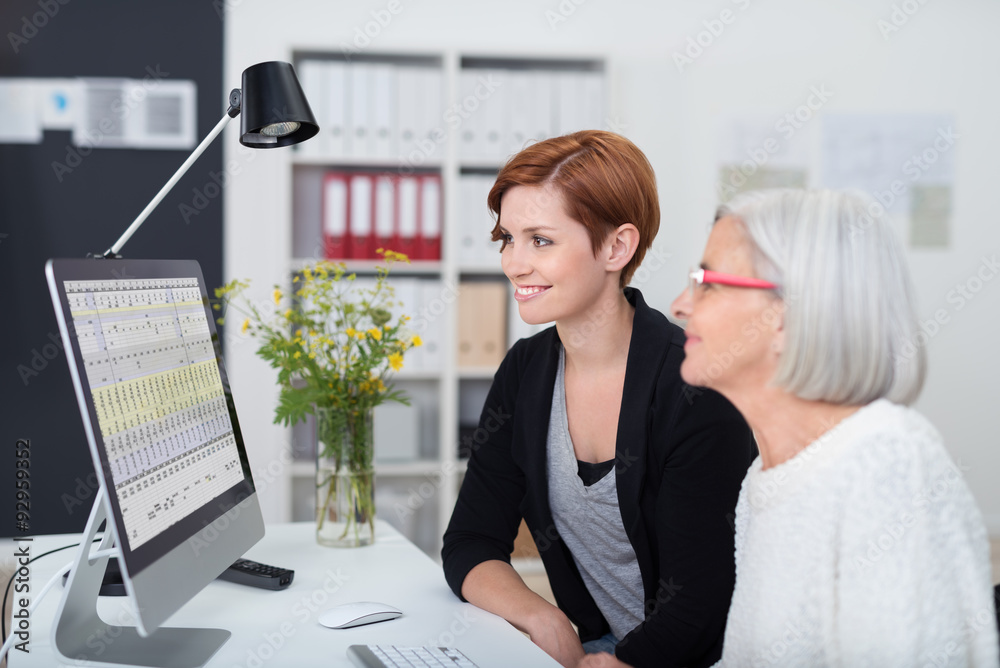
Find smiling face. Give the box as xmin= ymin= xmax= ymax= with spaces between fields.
xmin=498 ymin=184 xmax=619 ymax=327
xmin=670 ymin=215 xmax=784 ymax=395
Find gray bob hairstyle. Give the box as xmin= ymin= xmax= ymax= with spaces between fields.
xmin=717 ymin=189 xmax=926 ymax=406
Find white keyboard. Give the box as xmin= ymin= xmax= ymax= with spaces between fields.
xmin=346 ymin=644 xmax=479 ymax=668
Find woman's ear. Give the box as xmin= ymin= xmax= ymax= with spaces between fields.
xmin=606 ymin=223 xmax=640 ymax=273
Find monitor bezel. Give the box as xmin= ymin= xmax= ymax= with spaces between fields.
xmin=45 ymin=257 xmax=258 ymax=577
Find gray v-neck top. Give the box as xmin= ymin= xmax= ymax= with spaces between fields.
xmin=547 ymin=347 xmax=645 ymax=640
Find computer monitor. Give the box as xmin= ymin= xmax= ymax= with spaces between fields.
xmin=45 ymin=257 xmax=265 ymax=667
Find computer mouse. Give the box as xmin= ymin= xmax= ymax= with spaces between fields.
xmin=318 ymin=601 xmax=403 ymax=629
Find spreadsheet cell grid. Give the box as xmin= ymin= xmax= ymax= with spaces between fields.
xmin=64 ymin=277 xmax=244 ymax=549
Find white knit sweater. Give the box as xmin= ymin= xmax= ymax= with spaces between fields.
xmin=716 ymin=399 xmax=999 ymax=667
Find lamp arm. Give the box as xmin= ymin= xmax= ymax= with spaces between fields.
xmin=102 ymin=90 xmax=243 ymax=258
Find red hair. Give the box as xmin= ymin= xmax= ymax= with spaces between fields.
xmin=487 ymin=130 xmax=659 ymax=287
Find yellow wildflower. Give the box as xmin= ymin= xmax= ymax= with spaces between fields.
xmin=388 ymin=352 xmax=404 ymax=371
xmin=273 ymin=288 xmax=282 ymax=305
xmin=241 ymin=318 xmax=250 ymax=333
xmin=346 ymin=327 xmax=357 ymax=338
xmin=380 ymin=249 xmax=410 ymax=264
xmin=411 ymin=335 xmax=423 ymax=347
xmin=368 ymin=328 xmax=382 ymax=341
xmin=293 ymin=276 xmax=299 ymax=283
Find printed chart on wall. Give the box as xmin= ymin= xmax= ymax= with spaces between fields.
xmin=64 ymin=276 xmax=244 ymax=548
xmin=717 ymin=112 xmax=956 ymax=249
xmin=715 ymin=114 xmax=811 ymax=204
xmin=821 ymin=114 xmax=955 ymax=248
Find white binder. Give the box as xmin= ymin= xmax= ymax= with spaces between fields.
xmin=392 ymin=278 xmax=423 ymax=371
xmin=371 ymin=63 xmax=396 ymax=159
xmin=506 ymin=71 xmax=532 ymax=156
xmin=348 ymin=63 xmax=371 ymax=158
xmin=528 ymin=70 xmax=554 ymax=143
xmin=457 ymin=176 xmax=479 ymax=267
xmin=296 ymin=60 xmax=327 ymax=156
xmin=395 ymin=66 xmax=421 ymax=159
xmin=418 ymin=67 xmax=444 ymax=160
xmin=457 ymin=174 xmax=498 ymax=269
xmin=374 ymin=403 xmax=420 ymax=463
xmin=457 ymin=70 xmax=481 ymax=161
xmin=326 ymin=60 xmax=349 ymax=157
xmin=478 ymin=174 xmax=499 ymax=267
xmin=418 ymin=279 xmax=447 ymax=372
xmin=479 ymin=69 xmax=508 ymax=164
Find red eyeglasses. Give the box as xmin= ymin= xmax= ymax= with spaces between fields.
xmin=688 ymin=268 xmax=777 ymax=295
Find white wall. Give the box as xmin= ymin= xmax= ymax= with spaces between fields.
xmin=225 ymin=0 xmax=1000 ymax=530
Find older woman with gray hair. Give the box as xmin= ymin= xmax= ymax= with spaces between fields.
xmin=669 ymin=189 xmax=998 ymax=666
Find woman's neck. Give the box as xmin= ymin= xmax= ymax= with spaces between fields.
xmin=556 ymin=288 xmax=635 ymax=371
xmin=725 ymin=386 xmax=861 ymax=470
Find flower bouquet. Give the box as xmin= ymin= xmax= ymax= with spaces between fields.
xmin=215 ymin=249 xmax=419 ymax=546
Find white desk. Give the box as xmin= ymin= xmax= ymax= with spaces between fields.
xmin=8 ymin=522 xmax=559 ymax=667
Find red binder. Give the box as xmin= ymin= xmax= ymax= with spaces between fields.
xmin=322 ymin=171 xmax=349 ymax=260
xmin=394 ymin=175 xmax=420 ymax=260
xmin=417 ymin=173 xmax=442 ymax=261
xmin=348 ymin=173 xmax=376 ymax=259
xmin=374 ymin=174 xmax=397 ymax=255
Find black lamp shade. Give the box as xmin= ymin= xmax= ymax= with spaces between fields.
xmin=239 ymin=61 xmax=319 ymax=148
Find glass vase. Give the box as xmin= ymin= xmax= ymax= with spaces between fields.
xmin=315 ymin=407 xmax=376 ymax=547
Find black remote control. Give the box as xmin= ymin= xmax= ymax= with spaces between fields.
xmin=217 ymin=558 xmax=294 ymax=590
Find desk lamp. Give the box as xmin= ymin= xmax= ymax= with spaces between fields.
xmin=37 ymin=61 xmax=317 ymax=668
xmin=100 ymin=60 xmax=318 ymax=258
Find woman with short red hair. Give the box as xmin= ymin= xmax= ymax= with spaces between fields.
xmin=442 ymin=131 xmax=755 ymax=668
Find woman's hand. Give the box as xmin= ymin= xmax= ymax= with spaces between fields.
xmin=577 ymin=652 xmax=632 ymax=668
xmin=461 ymin=561 xmax=584 ymax=667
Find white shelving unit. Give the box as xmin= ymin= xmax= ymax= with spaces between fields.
xmin=224 ymin=48 xmax=606 ymax=559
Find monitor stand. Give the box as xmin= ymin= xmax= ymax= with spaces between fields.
xmin=51 ymin=487 xmax=231 ymax=667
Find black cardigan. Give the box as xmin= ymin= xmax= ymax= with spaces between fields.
xmin=442 ymin=288 xmax=755 ymax=667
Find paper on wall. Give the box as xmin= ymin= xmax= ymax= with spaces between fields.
xmin=0 ymin=79 xmax=42 ymax=143
xmin=821 ymin=113 xmax=956 ymax=247
xmin=715 ymin=114 xmax=812 ymax=203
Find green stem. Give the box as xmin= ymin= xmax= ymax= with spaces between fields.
xmin=335 ymin=470 xmax=375 ymax=544
xmin=316 ymin=407 xmax=375 ymax=546
xmin=316 ymin=470 xmax=336 ymax=530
